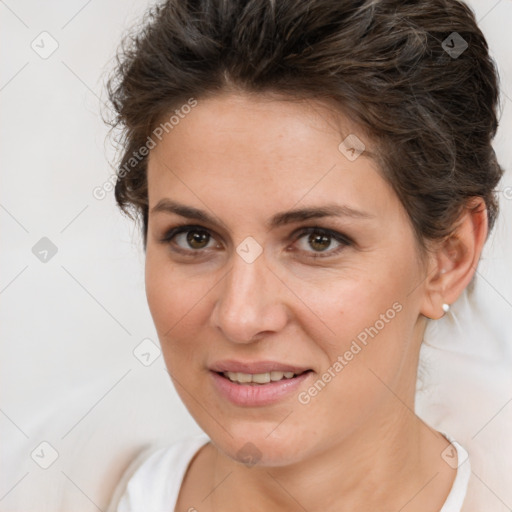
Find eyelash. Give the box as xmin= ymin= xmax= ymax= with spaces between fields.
xmin=159 ymin=224 xmax=353 ymax=259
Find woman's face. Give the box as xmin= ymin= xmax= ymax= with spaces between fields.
xmin=145 ymin=92 xmax=430 ymax=466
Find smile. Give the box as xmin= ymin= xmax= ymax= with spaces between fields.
xmin=221 ymin=370 xmax=305 ymax=384
xmin=210 ymin=366 xmax=313 ymax=406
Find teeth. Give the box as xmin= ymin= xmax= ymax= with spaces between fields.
xmin=236 ymin=372 xmax=252 ymax=383
xmin=252 ymin=373 xmax=271 ymax=384
xmin=223 ymin=371 xmax=299 ymax=384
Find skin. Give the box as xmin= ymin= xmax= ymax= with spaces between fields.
xmin=144 ymin=92 xmax=488 ymax=512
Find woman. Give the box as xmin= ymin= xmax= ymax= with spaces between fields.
xmin=105 ymin=0 xmax=504 ymax=510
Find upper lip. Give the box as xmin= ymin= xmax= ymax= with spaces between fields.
xmin=210 ymin=360 xmax=311 ymax=374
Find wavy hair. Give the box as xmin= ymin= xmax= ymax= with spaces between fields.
xmin=106 ymin=0 xmax=504 ymax=253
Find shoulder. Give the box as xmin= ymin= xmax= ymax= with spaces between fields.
xmin=107 ymin=433 xmax=210 ymax=512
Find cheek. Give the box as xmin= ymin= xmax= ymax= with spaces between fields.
xmin=305 ymin=258 xmax=418 ymax=371
xmin=290 ymin=273 xmax=416 ymax=432
xmin=144 ymin=250 xmax=206 ymax=348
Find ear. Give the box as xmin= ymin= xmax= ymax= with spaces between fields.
xmin=420 ymin=197 xmax=488 ymax=320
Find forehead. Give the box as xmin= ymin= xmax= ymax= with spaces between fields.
xmin=151 ymin=92 xmax=369 ymax=160
xmin=146 ymin=92 xmax=396 ymax=220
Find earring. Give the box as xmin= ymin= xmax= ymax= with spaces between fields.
xmin=442 ymin=303 xmax=450 ymax=314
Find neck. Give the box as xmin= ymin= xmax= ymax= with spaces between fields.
xmin=204 ymin=405 xmax=449 ymax=512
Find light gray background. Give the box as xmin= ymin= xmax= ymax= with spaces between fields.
xmin=1 ymin=1 xmax=511 ymax=511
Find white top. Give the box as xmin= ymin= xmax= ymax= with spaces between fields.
xmin=107 ymin=432 xmax=471 ymax=512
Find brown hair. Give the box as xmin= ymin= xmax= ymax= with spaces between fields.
xmin=106 ymin=0 xmax=504 ymax=252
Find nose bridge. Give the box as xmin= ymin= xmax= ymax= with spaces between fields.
xmin=211 ymin=247 xmax=287 ymax=343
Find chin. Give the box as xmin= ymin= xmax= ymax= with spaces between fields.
xmin=208 ymin=424 xmax=309 ymax=468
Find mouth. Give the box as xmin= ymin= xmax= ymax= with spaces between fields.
xmin=217 ymin=369 xmax=311 ymax=385
xmin=209 ymin=362 xmax=313 ymax=406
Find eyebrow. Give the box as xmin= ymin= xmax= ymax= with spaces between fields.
xmin=150 ymin=198 xmax=375 ymax=230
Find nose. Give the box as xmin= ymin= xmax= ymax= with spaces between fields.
xmin=210 ymin=248 xmax=289 ymax=344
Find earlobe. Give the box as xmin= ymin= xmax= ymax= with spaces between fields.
xmin=420 ymin=197 xmax=488 ymax=320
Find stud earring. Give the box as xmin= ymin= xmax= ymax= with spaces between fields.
xmin=442 ymin=303 xmax=450 ymax=314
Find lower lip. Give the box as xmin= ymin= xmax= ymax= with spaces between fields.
xmin=210 ymin=371 xmax=312 ymax=407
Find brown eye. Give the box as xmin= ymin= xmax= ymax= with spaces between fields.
xmin=161 ymin=225 xmax=219 ymax=253
xmin=186 ymin=229 xmax=210 ymax=249
xmin=308 ymin=232 xmax=332 ymax=252
xmin=293 ymin=227 xmax=352 ymax=258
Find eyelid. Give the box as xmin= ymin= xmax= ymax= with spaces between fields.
xmin=291 ymin=226 xmax=353 ymax=245
xmin=159 ymin=223 xmax=217 ymax=243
